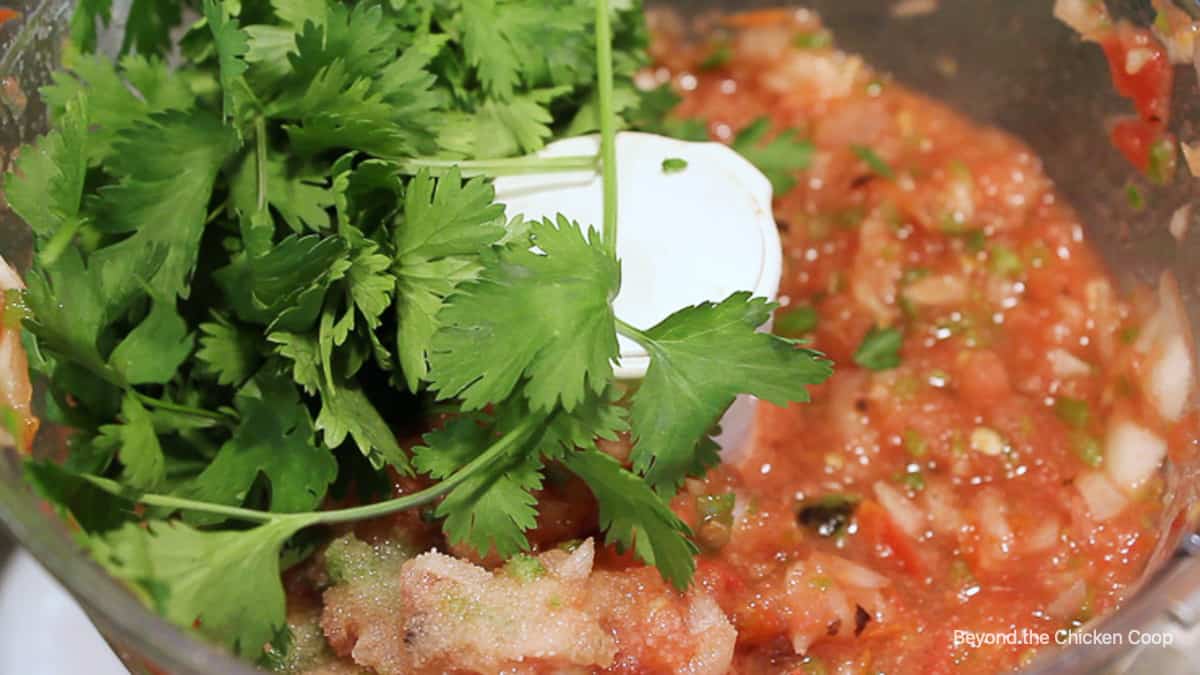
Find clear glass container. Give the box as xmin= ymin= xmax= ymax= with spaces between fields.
xmin=1 ymin=1 xmax=1199 ymax=673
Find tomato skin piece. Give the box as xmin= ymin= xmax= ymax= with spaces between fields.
xmin=1110 ymin=116 xmax=1158 ymax=172
xmin=855 ymin=500 xmax=927 ymax=578
xmin=1100 ymin=24 xmax=1173 ymax=126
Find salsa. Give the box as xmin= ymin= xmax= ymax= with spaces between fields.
xmin=264 ymin=9 xmax=1200 ymax=675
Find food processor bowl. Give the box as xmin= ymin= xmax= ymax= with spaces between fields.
xmin=1 ymin=1 xmax=1199 ymax=673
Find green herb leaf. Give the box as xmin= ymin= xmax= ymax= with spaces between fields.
xmin=624 ymin=293 xmax=832 ymax=492
xmin=850 ymin=144 xmax=894 ymax=179
xmin=108 ymin=296 xmax=194 ymax=386
xmin=203 ymin=0 xmax=250 ymax=122
xmin=5 ymin=94 xmax=89 ymax=244
xmin=562 ymin=447 xmax=697 ymax=589
xmin=93 ymin=518 xmax=305 ymax=659
xmin=429 ymin=216 xmax=620 ymax=412
xmin=854 ymin=326 xmax=902 ymax=371
xmin=732 ymin=117 xmax=813 ymax=194
xmin=94 ymin=395 xmax=166 ymax=491
xmin=394 ymin=168 xmax=506 ymax=389
xmin=414 ymin=416 xmax=543 ymax=558
xmin=181 ymin=374 xmax=337 ymax=522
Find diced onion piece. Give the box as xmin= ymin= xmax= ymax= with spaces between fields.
xmin=976 ymin=489 xmax=1013 ymax=546
xmin=891 ymin=0 xmax=937 ymax=18
xmin=1169 ymin=203 xmax=1192 ymax=241
xmin=820 ymin=553 xmax=891 ymax=589
xmin=873 ymin=481 xmax=924 ymax=538
xmin=1148 ymin=335 xmax=1192 ymax=422
xmin=1054 ymin=0 xmax=1110 ymax=40
xmin=1023 ymin=517 xmax=1061 ymax=554
xmin=1125 ymin=47 xmax=1155 ymax=75
xmin=1104 ymin=420 xmax=1167 ymax=493
xmin=0 ymin=256 xmax=22 ymax=291
xmin=1138 ymin=275 xmax=1195 ymax=421
xmin=1182 ymin=141 xmax=1200 ymax=178
xmin=1047 ymin=348 xmax=1092 ymax=378
xmin=1076 ymin=470 xmax=1129 ymax=521
xmin=1046 ymin=579 xmax=1088 ymax=620
xmin=1153 ymin=0 xmax=1199 ymax=63
xmin=903 ymin=275 xmax=968 ymax=307
xmin=970 ymin=427 xmax=1006 ymax=456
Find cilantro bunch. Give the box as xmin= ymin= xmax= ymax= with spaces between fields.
xmin=6 ymin=0 xmax=831 ymax=661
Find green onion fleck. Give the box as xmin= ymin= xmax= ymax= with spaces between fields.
xmin=1071 ymin=433 xmax=1103 ymax=468
xmin=503 ymin=554 xmax=547 ymax=583
xmin=897 ymin=469 xmax=926 ymax=492
xmin=793 ymin=31 xmax=832 ymax=49
xmin=1147 ymin=138 xmax=1177 ymax=185
xmin=962 ymin=229 xmax=987 ymax=253
xmin=1125 ymin=183 xmax=1145 ymax=210
xmin=989 ymin=244 xmax=1024 ymax=278
xmin=902 ymin=429 xmax=928 ymax=457
xmin=699 ymin=43 xmax=732 ymax=70
xmin=850 ymin=144 xmax=894 ymax=179
xmin=1054 ymin=396 xmax=1090 ymax=429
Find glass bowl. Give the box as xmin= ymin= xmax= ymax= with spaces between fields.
xmin=1 ymin=1 xmax=1199 ymax=673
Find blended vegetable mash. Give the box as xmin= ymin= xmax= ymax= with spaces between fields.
xmin=263 ymin=10 xmax=1200 ymax=675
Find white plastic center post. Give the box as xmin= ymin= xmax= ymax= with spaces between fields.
xmin=493 ymin=132 xmax=782 ymax=453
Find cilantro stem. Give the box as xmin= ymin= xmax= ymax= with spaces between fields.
xmin=131 ymin=392 xmax=237 ymax=426
xmin=392 ymin=155 xmax=599 ymax=177
xmin=82 ymin=474 xmax=279 ymax=523
xmin=254 ymin=117 xmax=268 ymax=213
xmin=38 ymin=217 xmax=85 ymax=267
xmin=307 ymin=416 xmax=540 ymax=525
xmin=78 ymin=415 xmax=542 ymax=527
xmin=595 ymin=0 xmax=618 ymax=257
xmin=615 ymin=317 xmax=651 ymax=346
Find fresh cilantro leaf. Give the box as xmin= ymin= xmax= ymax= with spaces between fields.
xmin=182 ymin=374 xmax=337 ymax=521
xmin=271 ymin=331 xmax=411 ymax=472
xmin=429 ymin=216 xmax=619 ymax=412
xmin=91 ymin=111 xmax=239 ymax=303
xmin=23 ymin=248 xmax=113 ymax=381
xmin=561 ymin=448 xmax=697 ymax=589
xmin=413 ymin=416 xmax=543 ymax=557
xmin=108 ymin=296 xmax=194 ymax=386
xmin=230 ymin=153 xmax=335 ymax=233
xmin=270 ymin=0 xmax=326 ymax=28
xmin=731 ymin=117 xmax=813 ymax=194
xmin=121 ymin=0 xmax=183 ymax=56
xmin=853 ymin=326 xmax=903 ymax=371
xmin=625 ymin=293 xmax=833 ymax=492
xmin=437 ymin=87 xmax=570 ymax=159
xmin=93 ymin=518 xmax=305 ymax=659
xmin=460 ymin=0 xmax=523 ymax=99
xmin=5 ymin=94 xmax=89 ymax=242
xmin=70 ymin=0 xmax=113 ymax=53
xmin=344 ymin=243 xmax=395 ymax=331
xmin=393 ymin=168 xmax=505 ymax=389
xmin=94 ymin=395 xmax=165 ymax=491
xmin=460 ymin=0 xmax=594 ymax=99
xmin=245 ymin=234 xmax=351 ymax=331
xmin=42 ymin=46 xmax=194 ymax=163
xmin=25 ymin=460 xmax=133 ymax=533
xmin=196 ymin=318 xmax=262 ymax=388
xmin=204 ymin=0 xmax=251 ymax=122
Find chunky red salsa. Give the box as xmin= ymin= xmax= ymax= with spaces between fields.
xmin=280 ymin=10 xmax=1199 ymax=675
